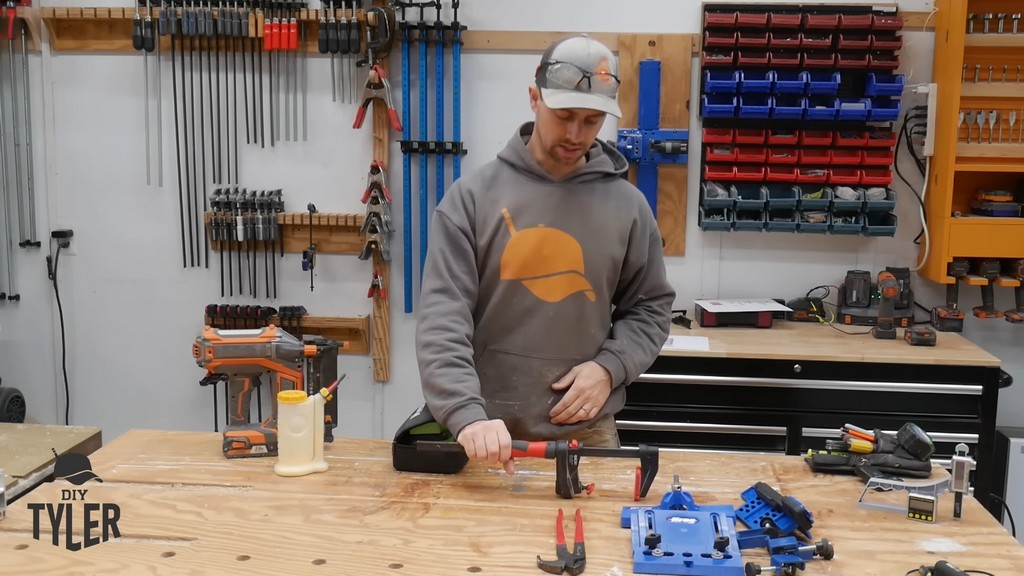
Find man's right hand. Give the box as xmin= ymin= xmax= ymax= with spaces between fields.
xmin=457 ymin=419 xmax=516 ymax=475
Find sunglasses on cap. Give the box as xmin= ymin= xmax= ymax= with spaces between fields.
xmin=537 ymin=60 xmax=621 ymax=97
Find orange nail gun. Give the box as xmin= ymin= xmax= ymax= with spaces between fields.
xmin=193 ymin=325 xmax=344 ymax=458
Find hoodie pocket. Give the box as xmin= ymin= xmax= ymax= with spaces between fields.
xmin=476 ymin=347 xmax=585 ymax=439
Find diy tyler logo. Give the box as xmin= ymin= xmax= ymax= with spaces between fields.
xmin=27 ymin=449 xmax=121 ymax=551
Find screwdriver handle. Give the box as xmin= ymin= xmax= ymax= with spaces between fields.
xmin=159 ymin=5 xmax=168 ymax=36
xmin=133 ymin=15 xmax=144 ymax=50
xmin=240 ymin=8 xmax=250 ymax=37
xmin=288 ymin=19 xmax=297 ymax=50
xmin=143 ymin=17 xmax=156 ymax=51
xmin=347 ymin=18 xmax=359 ymax=54
xmin=337 ymin=16 xmax=348 ymax=54
xmin=263 ymin=13 xmax=272 ymax=49
xmin=328 ymin=16 xmax=339 ymax=53
xmin=511 ymin=440 xmax=555 ymax=459
xmin=270 ymin=16 xmax=280 ymax=50
xmin=318 ymin=17 xmax=328 ymax=53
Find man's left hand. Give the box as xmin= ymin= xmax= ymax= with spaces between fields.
xmin=549 ymin=361 xmax=613 ymax=425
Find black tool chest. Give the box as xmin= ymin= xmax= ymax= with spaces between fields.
xmin=698 ymin=3 xmax=904 ymax=235
xmin=619 ymin=354 xmax=1004 ymax=517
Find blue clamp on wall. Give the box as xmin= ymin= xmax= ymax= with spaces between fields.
xmin=616 ymin=59 xmax=689 ymax=217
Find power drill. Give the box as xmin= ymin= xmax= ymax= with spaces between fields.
xmin=1004 ymin=258 xmax=1024 ymax=323
xmin=931 ymin=259 xmax=969 ymax=332
xmin=872 ymin=271 xmax=899 ymax=339
xmin=972 ymin=259 xmax=1003 ymax=319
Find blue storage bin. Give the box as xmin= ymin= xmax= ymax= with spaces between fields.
xmin=864 ymin=212 xmax=897 ymax=236
xmin=830 ymin=213 xmax=864 ymax=235
xmin=865 ymin=73 xmax=906 ymax=97
xmin=699 ymin=206 xmax=733 ymax=231
xmin=831 ymin=186 xmax=864 ymax=212
xmin=734 ymin=183 xmax=767 ymax=211
xmin=734 ymin=210 xmax=767 ymax=231
xmin=836 ymin=98 xmax=871 ymax=121
xmin=798 ymin=185 xmax=831 ymax=211
xmin=766 ymin=183 xmax=799 ymax=210
xmin=702 ymin=94 xmax=737 ymax=117
xmin=773 ymin=70 xmax=806 ymax=94
xmin=806 ymin=71 xmax=841 ymax=94
xmin=869 ymin=98 xmax=901 ymax=122
xmin=705 ymin=70 xmax=740 ymax=93
xmin=767 ymin=209 xmax=799 ymax=232
xmin=797 ymin=211 xmax=830 ymax=233
xmin=805 ymin=97 xmax=837 ymax=120
xmin=701 ymin=181 xmax=736 ymax=210
xmin=739 ymin=70 xmax=773 ymax=93
xmin=772 ymin=95 xmax=805 ymax=119
xmin=739 ymin=95 xmax=772 ymax=118
xmin=864 ymin=188 xmax=896 ymax=212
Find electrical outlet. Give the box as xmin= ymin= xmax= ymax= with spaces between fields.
xmin=923 ymin=83 xmax=938 ymax=157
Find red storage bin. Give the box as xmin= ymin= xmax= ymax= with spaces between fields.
xmin=769 ymin=51 xmax=801 ymax=67
xmin=737 ymin=51 xmax=770 ymax=66
xmin=706 ymin=145 xmax=737 ymax=162
xmin=872 ymin=14 xmax=904 ymax=31
xmin=830 ymin=149 xmax=863 ymax=165
xmin=768 ymin=13 xmax=802 ymax=28
xmin=863 ymin=150 xmax=895 ymax=166
xmin=838 ymin=13 xmax=873 ymax=29
xmin=767 ymin=129 xmax=799 ymax=146
xmin=804 ymin=52 xmax=837 ymax=67
xmin=837 ymin=33 xmax=871 ymax=50
xmin=837 ymin=53 xmax=869 ymax=68
xmin=705 ymin=164 xmax=736 ymax=181
xmin=828 ymin=169 xmax=862 ymax=185
xmin=834 ymin=131 xmax=868 ymax=147
xmin=796 ymin=168 xmax=829 ymax=184
xmin=735 ymin=129 xmax=767 ymax=144
xmin=704 ymin=30 xmax=738 ymax=48
xmin=799 ymin=130 xmax=833 ymax=146
xmin=803 ymin=13 xmax=839 ymax=29
xmin=767 ymin=167 xmax=798 ymax=182
xmin=736 ymin=147 xmax=768 ymax=163
xmin=767 ymin=148 xmax=799 ymax=164
xmin=704 ymin=11 xmax=738 ymax=28
xmin=869 ymin=54 xmax=900 ymax=70
xmin=871 ymin=34 xmax=903 ymax=50
xmin=735 ymin=166 xmax=767 ymax=181
xmin=865 ymin=130 xmax=897 ymax=148
xmin=798 ymin=149 xmax=832 ymax=165
xmin=737 ymin=31 xmax=769 ymax=48
xmin=736 ymin=12 xmax=769 ymax=27
xmin=800 ymin=33 xmax=833 ymax=49
xmin=861 ymin=169 xmax=894 ymax=185
xmin=702 ymin=50 xmax=736 ymax=67
xmin=769 ymin=32 xmax=801 ymax=48
xmin=703 ymin=127 xmax=735 ymax=144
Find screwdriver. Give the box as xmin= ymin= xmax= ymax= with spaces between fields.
xmin=347 ymin=0 xmax=359 ymax=102
xmin=337 ymin=0 xmax=347 ymax=102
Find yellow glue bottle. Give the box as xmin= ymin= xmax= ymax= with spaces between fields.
xmin=274 ymin=379 xmax=340 ymax=477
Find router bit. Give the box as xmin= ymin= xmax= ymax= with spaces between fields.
xmin=959 ymin=111 xmax=966 ymax=142
xmin=967 ymin=13 xmax=976 ymax=34
xmin=1014 ymin=13 xmax=1022 ymax=34
xmin=975 ymin=63 xmax=981 ymax=83
xmin=983 ymin=13 xmax=994 ymax=33
xmin=988 ymin=110 xmax=998 ymax=144
xmin=976 ymin=110 xmax=986 ymax=144
xmin=1010 ymin=111 xmax=1017 ymax=144
xmin=998 ymin=13 xmax=1007 ymax=34
xmin=966 ymin=110 xmax=976 ymax=143
xmin=962 ymin=64 xmax=967 ymax=82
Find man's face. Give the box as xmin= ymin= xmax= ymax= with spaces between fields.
xmin=529 ymin=86 xmax=607 ymax=167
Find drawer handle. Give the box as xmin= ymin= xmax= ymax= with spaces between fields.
xmin=635 ymin=373 xmax=983 ymax=396
xmin=616 ymin=420 xmax=787 ymax=436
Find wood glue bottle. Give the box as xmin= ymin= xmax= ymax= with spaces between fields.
xmin=274 ymin=388 xmax=330 ymax=477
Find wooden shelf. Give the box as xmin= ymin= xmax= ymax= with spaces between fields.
xmin=947 ymin=217 xmax=1024 ymax=258
xmin=957 ymin=142 xmax=1024 ymax=158
xmin=954 ymin=160 xmax=1024 ymax=172
xmin=204 ymin=315 xmax=371 ymax=355
xmin=964 ymin=33 xmax=1024 ymax=48
xmin=204 ymin=212 xmax=369 ymax=255
xmin=960 ymin=82 xmax=1024 ymax=98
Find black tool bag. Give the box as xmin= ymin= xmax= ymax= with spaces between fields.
xmin=805 ymin=427 xmax=934 ymax=479
xmin=392 ymin=403 xmax=468 ymax=474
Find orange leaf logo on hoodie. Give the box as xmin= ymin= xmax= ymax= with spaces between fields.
xmin=499 ymin=208 xmax=596 ymax=303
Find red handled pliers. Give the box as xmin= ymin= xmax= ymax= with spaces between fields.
xmin=537 ymin=508 xmax=586 ymax=575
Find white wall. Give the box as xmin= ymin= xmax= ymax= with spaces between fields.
xmin=4 ymin=0 xmax=1022 ymax=445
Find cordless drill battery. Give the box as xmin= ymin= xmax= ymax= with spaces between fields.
xmin=905 ymin=325 xmax=937 ymax=347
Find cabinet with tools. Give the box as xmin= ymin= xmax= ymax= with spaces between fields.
xmin=925 ymin=0 xmax=1024 ymax=322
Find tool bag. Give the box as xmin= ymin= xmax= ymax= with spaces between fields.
xmin=391 ymin=403 xmax=468 ymax=474
xmin=805 ymin=428 xmax=934 ymax=479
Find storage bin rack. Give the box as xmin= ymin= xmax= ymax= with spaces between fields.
xmin=699 ymin=4 xmax=903 ymax=234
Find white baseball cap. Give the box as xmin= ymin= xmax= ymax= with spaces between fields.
xmin=535 ymin=35 xmax=622 ymax=118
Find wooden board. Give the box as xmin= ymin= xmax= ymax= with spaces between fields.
xmin=618 ymin=34 xmax=691 ymax=256
xmin=0 ymin=424 xmax=102 ymax=500
xmin=661 ymin=321 xmax=1002 ymax=366
xmin=1 ymin=429 xmax=1021 ymax=575
xmin=370 ymin=0 xmax=392 ymax=383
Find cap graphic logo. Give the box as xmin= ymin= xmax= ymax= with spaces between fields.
xmin=499 ymin=208 xmax=596 ymax=303
xmin=51 ymin=448 xmax=104 ymax=486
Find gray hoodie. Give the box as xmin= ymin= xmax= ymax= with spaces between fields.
xmin=416 ymin=122 xmax=675 ymax=440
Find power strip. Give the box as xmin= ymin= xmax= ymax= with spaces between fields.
xmin=922 ymin=82 xmax=939 ymax=157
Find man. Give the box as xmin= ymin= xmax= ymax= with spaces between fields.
xmin=416 ymin=34 xmax=674 ymax=474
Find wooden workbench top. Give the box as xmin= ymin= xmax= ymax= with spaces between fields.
xmin=1 ymin=430 xmax=1021 ymax=575
xmin=0 ymin=423 xmax=102 ymax=500
xmin=661 ymin=321 xmax=1002 ymax=367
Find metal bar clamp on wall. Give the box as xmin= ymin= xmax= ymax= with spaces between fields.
xmin=616 ymin=59 xmax=688 ymax=217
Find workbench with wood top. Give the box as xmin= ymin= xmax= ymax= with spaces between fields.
xmin=0 ymin=429 xmax=1021 ymax=575
xmin=621 ymin=322 xmax=1008 ymax=518
xmin=0 ymin=424 xmax=102 ymax=502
